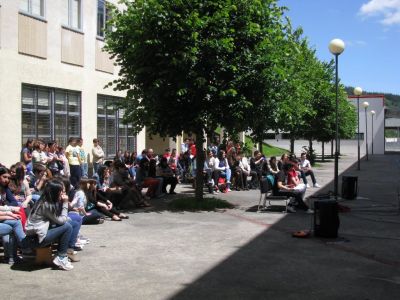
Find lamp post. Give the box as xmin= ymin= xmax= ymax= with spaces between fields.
xmin=362 ymin=101 xmax=370 ymax=161
xmin=329 ymin=38 xmax=345 ymax=201
xmin=354 ymin=87 xmax=363 ymax=170
xmin=371 ymin=110 xmax=376 ymax=155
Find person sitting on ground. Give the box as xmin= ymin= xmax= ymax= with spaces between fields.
xmin=23 ymin=179 xmax=78 ymax=270
xmin=299 ymin=153 xmax=320 ymax=188
xmin=110 ymin=161 xmax=151 ymax=208
xmin=156 ymin=157 xmax=178 ymax=195
xmin=86 ymin=179 xmax=128 ymax=221
xmin=273 ymin=163 xmax=313 ymax=213
xmin=31 ymin=139 xmax=50 ymax=165
xmin=70 ymin=178 xmax=105 ymax=225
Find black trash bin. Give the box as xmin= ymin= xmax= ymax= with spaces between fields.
xmin=341 ymin=176 xmax=358 ymax=200
xmin=314 ymin=200 xmax=340 ymax=238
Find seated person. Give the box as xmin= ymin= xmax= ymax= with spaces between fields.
xmin=273 ymin=163 xmax=313 ymax=213
xmin=268 ymin=156 xmax=279 ymax=175
xmin=250 ymin=150 xmax=266 ymax=182
xmin=299 ymin=153 xmax=320 ymax=188
xmin=156 ymin=157 xmax=178 ymax=194
xmin=239 ymin=153 xmax=258 ymax=189
xmin=23 ymin=179 xmax=79 ymax=270
xmin=70 ymin=178 xmax=105 ymax=225
xmin=1 ymin=207 xmax=25 ymax=265
xmin=213 ymin=150 xmax=231 ymax=192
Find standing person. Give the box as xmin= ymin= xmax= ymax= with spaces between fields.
xmin=299 ymin=152 xmax=320 ymax=188
xmin=91 ymin=138 xmax=105 ymax=175
xmin=23 ymin=179 xmax=77 ymax=270
xmin=181 ymin=138 xmax=190 ymax=154
xmin=77 ymin=138 xmax=88 ymax=178
xmin=47 ymin=141 xmax=64 ymax=176
xmin=65 ymin=137 xmax=82 ymax=188
xmin=20 ymin=138 xmax=33 ymax=173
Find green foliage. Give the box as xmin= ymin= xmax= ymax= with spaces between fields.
xmin=168 ymin=197 xmax=234 ymax=211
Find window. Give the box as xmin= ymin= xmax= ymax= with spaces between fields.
xmin=63 ymin=0 xmax=82 ymax=30
xmin=97 ymin=95 xmax=136 ymax=158
xmin=20 ymin=0 xmax=45 ymax=18
xmin=97 ymin=0 xmax=110 ymax=38
xmin=22 ymin=85 xmax=81 ymax=147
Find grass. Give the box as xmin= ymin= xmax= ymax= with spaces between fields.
xmin=168 ymin=197 xmax=235 ymax=211
xmin=244 ymin=136 xmax=289 ymax=157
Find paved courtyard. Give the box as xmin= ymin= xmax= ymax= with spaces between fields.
xmin=1 ymin=142 xmax=400 ymax=299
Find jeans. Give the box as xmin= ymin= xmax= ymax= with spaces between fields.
xmin=1 ymin=219 xmax=25 ymax=242
xmin=300 ymin=170 xmax=316 ymax=185
xmin=81 ymin=163 xmax=88 ymax=178
xmin=67 ymin=218 xmax=81 ymax=248
xmin=23 ymin=222 xmax=72 ymax=257
xmin=0 ymin=223 xmax=13 ymax=258
xmin=70 ymin=165 xmax=82 ymax=188
xmin=93 ymin=162 xmax=100 ymax=175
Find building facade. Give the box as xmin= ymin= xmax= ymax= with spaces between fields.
xmin=0 ymin=0 xmax=146 ymax=166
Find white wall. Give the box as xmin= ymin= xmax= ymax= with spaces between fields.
xmin=0 ymin=0 xmax=131 ymax=166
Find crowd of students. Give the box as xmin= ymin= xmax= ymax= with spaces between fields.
xmin=1 ymin=136 xmax=321 ymax=270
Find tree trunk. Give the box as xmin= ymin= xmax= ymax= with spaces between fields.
xmin=290 ymin=136 xmax=295 ymax=154
xmin=322 ymin=142 xmax=325 ymax=162
xmin=259 ymin=141 xmax=263 ymax=155
xmin=331 ymin=139 xmax=334 ymax=157
xmin=195 ymin=132 xmax=205 ymax=201
xmin=309 ymin=139 xmax=314 ymax=165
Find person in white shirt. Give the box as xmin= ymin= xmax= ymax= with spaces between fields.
xmin=299 ymin=153 xmax=320 ymax=188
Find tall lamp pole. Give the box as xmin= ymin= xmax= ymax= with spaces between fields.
xmin=362 ymin=101 xmax=370 ymax=161
xmin=354 ymin=87 xmax=363 ymax=170
xmin=329 ymin=38 xmax=345 ymax=201
xmin=371 ymin=110 xmax=376 ymax=155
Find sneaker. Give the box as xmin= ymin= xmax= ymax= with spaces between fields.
xmin=287 ymin=206 xmax=296 ymax=213
xmin=53 ymin=256 xmax=74 ymax=271
xmin=313 ymin=183 xmax=321 ymax=188
xmin=306 ymin=184 xmax=310 ymax=188
xmin=227 ymin=188 xmax=232 ymax=192
xmin=306 ymin=209 xmax=314 ymax=214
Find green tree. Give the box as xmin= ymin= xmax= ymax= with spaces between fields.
xmin=105 ymin=0 xmax=286 ymax=199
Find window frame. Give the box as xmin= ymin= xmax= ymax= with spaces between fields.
xmin=96 ymin=0 xmax=110 ymax=39
xmin=19 ymin=0 xmax=46 ymax=19
xmin=97 ymin=95 xmax=136 ymax=158
xmin=63 ymin=0 xmax=83 ymax=31
xmin=21 ymin=84 xmax=82 ymax=147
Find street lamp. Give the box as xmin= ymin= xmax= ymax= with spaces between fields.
xmin=371 ymin=110 xmax=376 ymax=155
xmin=329 ymin=38 xmax=345 ymax=200
xmin=362 ymin=101 xmax=370 ymax=161
xmin=354 ymin=87 xmax=363 ymax=170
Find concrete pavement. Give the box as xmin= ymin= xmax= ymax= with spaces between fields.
xmin=1 ymin=149 xmax=400 ymax=299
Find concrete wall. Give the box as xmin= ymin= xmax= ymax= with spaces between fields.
xmin=348 ymin=96 xmax=385 ymax=155
xmin=0 ymin=0 xmax=146 ymax=166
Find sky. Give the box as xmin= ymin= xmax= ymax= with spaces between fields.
xmin=279 ymin=0 xmax=400 ymax=95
